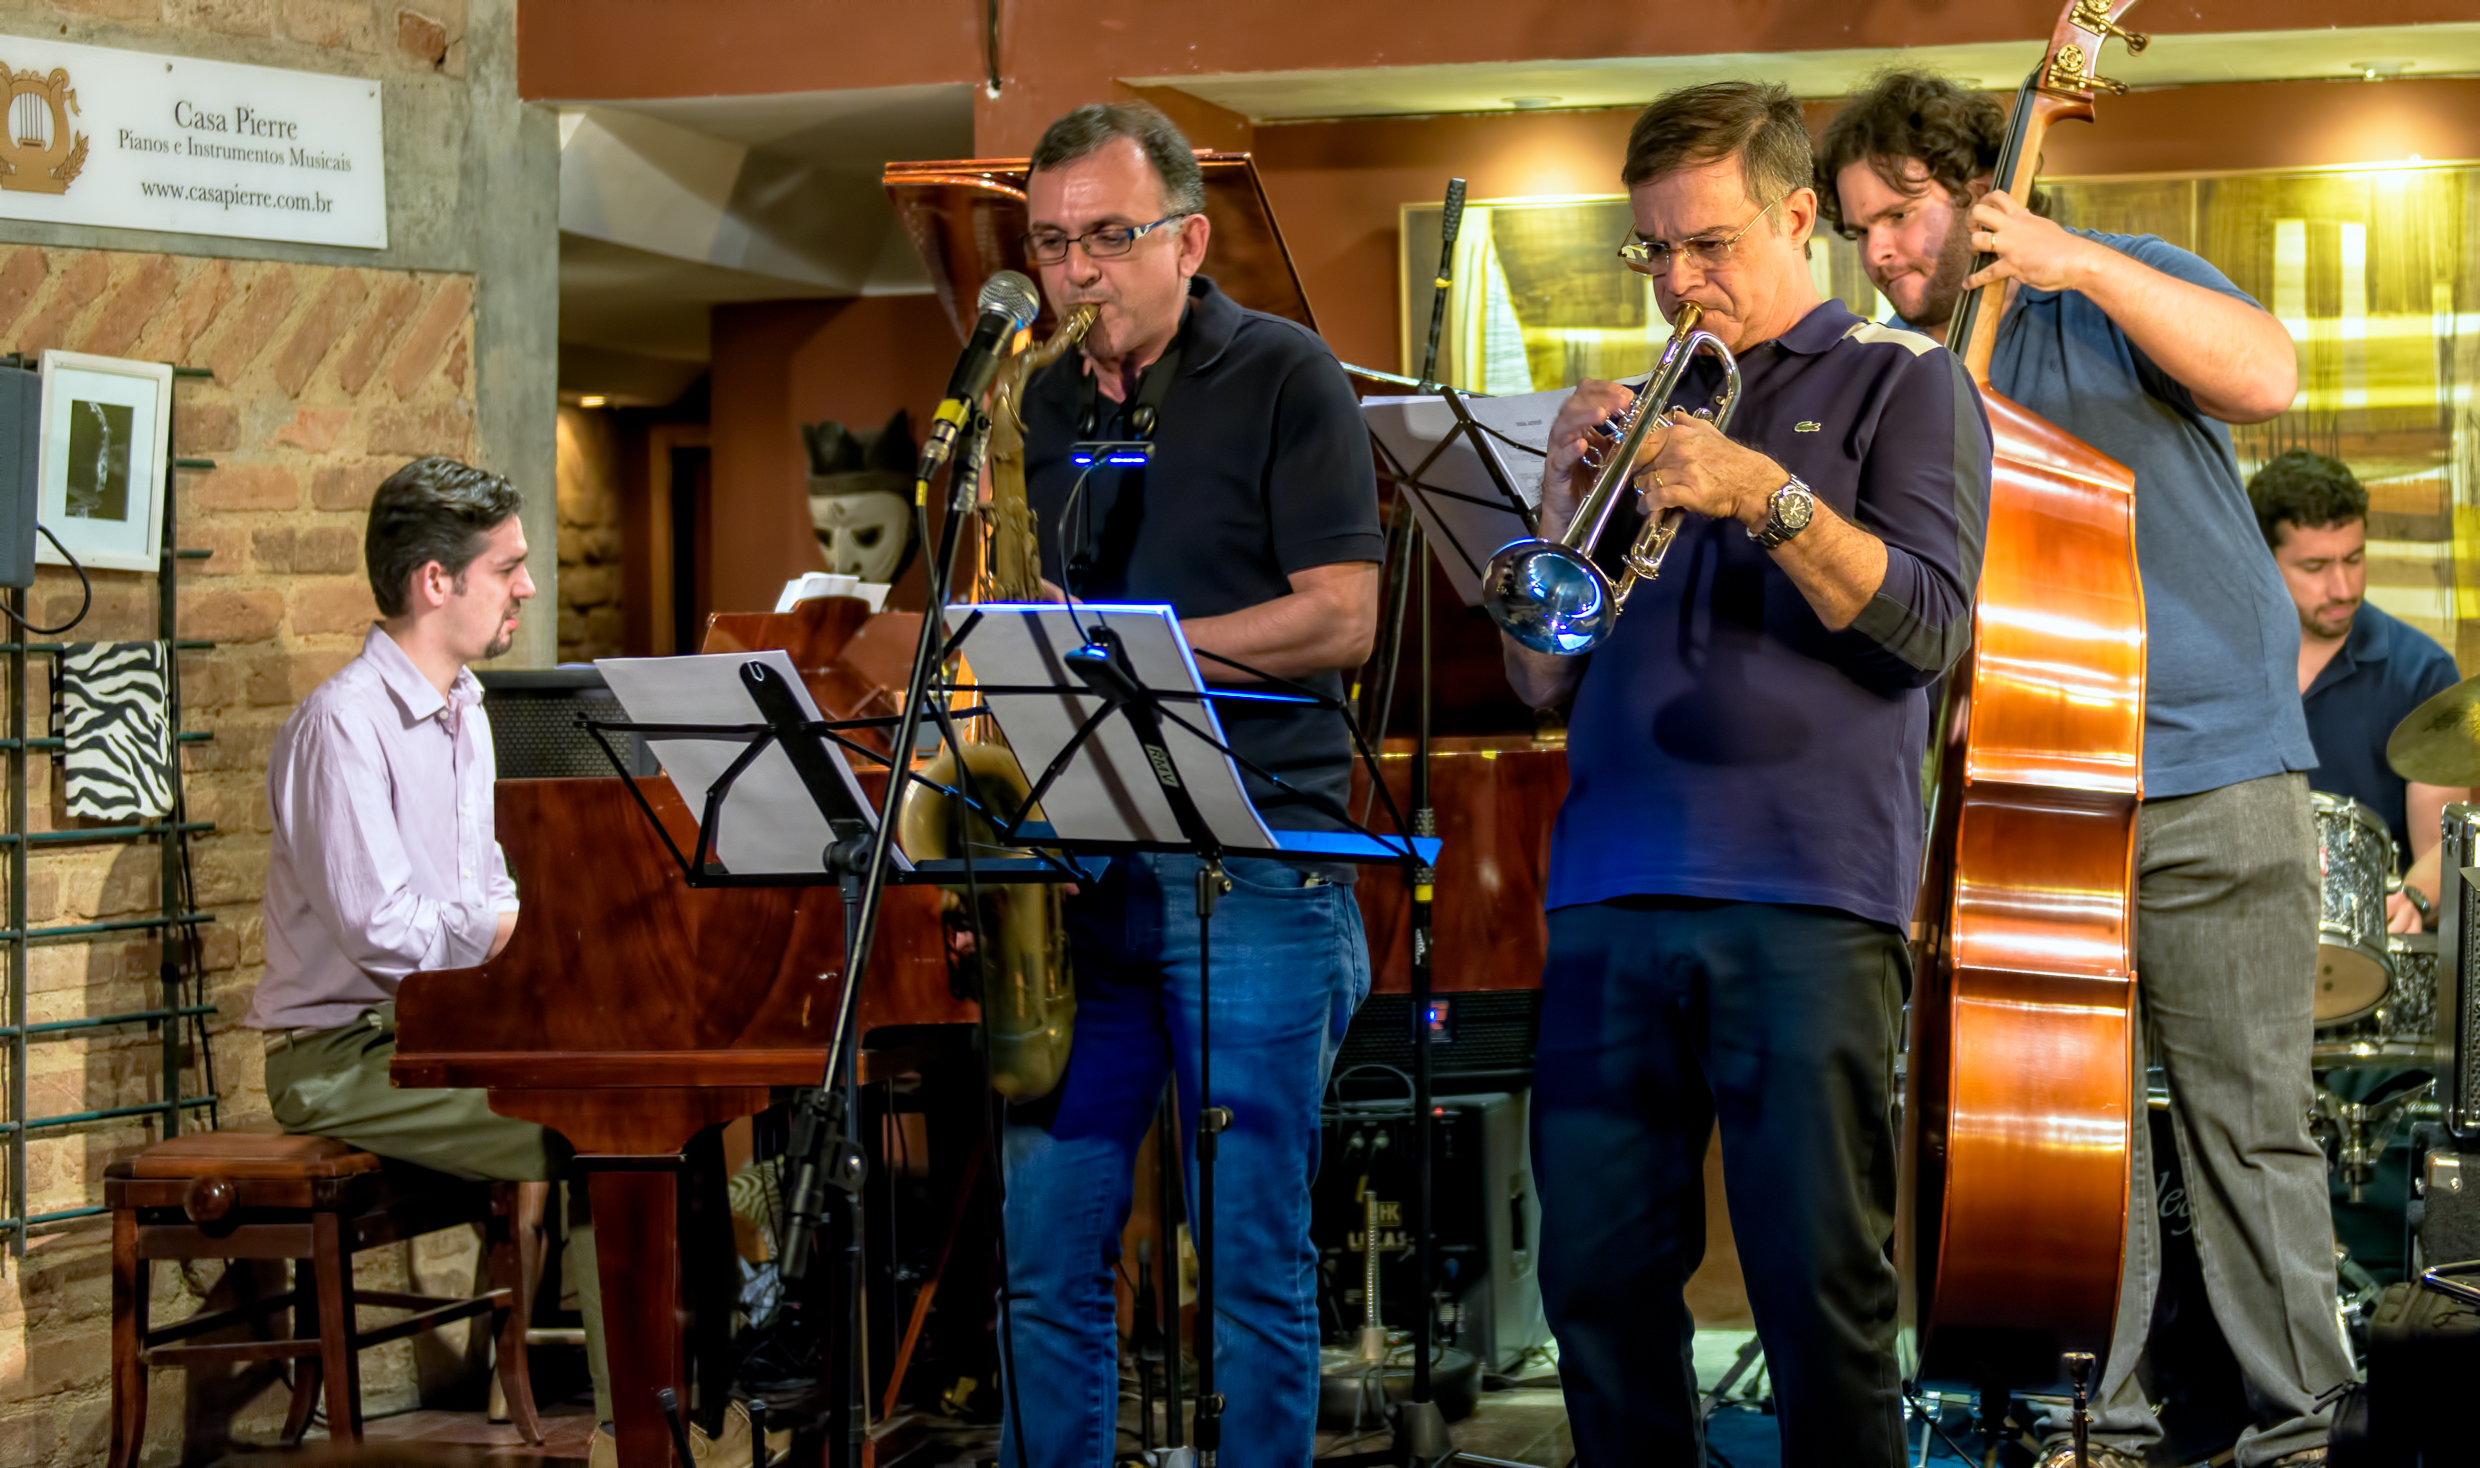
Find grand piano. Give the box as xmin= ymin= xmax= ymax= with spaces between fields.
xmin=394 ymin=152 xmax=1560 ymax=1468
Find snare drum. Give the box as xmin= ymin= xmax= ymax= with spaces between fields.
xmin=2313 ymin=791 xmax=2398 ymax=1024
xmin=2314 ymin=931 xmax=2440 ymax=1071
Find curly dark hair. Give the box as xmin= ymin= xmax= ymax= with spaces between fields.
xmin=1816 ymin=70 xmax=2023 ymax=238
xmin=2248 ymin=449 xmax=2368 ymax=549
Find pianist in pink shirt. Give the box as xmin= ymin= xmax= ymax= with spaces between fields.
xmin=244 ymin=457 xmax=619 ymax=1439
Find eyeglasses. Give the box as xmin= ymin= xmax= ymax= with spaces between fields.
xmin=1023 ymin=214 xmax=1190 ymax=266
xmin=1617 ymin=194 xmax=1788 ymax=275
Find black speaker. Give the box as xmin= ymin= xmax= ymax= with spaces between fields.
xmin=475 ymin=667 xmax=655 ymax=780
xmin=1332 ymin=989 xmax=1541 ymax=1099
xmin=2433 ymin=804 xmax=2480 ymax=1141
xmin=1314 ymin=1090 xmax=1548 ymax=1373
xmin=0 ymin=362 xmax=38 ymax=588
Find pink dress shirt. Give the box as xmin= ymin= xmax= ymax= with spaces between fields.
xmin=247 ymin=624 xmax=518 ymax=1032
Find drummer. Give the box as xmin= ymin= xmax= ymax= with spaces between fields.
xmin=2251 ymin=449 xmax=2467 ymax=929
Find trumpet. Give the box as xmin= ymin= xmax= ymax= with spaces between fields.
xmin=1481 ymin=302 xmax=1742 ymax=656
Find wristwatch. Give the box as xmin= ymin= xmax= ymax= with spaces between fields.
xmin=1749 ymin=475 xmax=1816 ymax=550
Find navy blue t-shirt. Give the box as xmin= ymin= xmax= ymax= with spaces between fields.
xmin=1982 ymin=231 xmax=2317 ymax=799
xmin=1549 ymin=300 xmax=1992 ymax=930
xmin=2303 ymin=602 xmax=2462 ymax=854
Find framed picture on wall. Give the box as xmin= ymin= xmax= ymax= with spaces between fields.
xmin=36 ymin=351 xmax=171 ymax=574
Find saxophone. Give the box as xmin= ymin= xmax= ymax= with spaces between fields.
xmin=897 ymin=302 xmax=1097 ymax=1100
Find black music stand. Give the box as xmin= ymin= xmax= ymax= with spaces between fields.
xmin=578 ymin=644 xmax=1075 ymax=1466
xmin=1347 ymin=372 xmax=1546 ymax=1468
xmin=937 ymin=601 xmax=1438 ymax=1468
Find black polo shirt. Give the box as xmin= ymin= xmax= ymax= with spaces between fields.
xmin=1020 ymin=274 xmax=1383 ymax=844
xmin=2302 ymin=601 xmax=2462 ymax=853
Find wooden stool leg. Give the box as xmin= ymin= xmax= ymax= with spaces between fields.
xmin=489 ymin=1181 xmax=547 ymax=1444
xmin=281 ymin=1259 xmax=321 ymax=1445
xmin=311 ymin=1211 xmax=362 ymax=1444
xmin=108 ymin=1207 xmax=147 ymax=1468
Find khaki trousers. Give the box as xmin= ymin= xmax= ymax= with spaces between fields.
xmin=263 ymin=1003 xmax=611 ymax=1421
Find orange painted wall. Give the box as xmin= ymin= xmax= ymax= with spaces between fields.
xmin=707 ymin=296 xmax=957 ymax=615
xmin=695 ymin=66 xmax=2480 ymax=616
xmin=517 ymin=0 xmax=2474 ymax=120
xmin=1249 ymin=76 xmax=2480 ymax=373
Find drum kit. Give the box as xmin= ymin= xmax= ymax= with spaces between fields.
xmin=2301 ymin=675 xmax=2480 ymax=1207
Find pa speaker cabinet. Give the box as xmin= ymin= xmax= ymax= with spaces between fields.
xmin=2434 ymin=805 xmax=2480 ymax=1141
xmin=1314 ymin=1089 xmax=1547 ymax=1374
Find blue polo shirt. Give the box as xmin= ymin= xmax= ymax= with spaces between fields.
xmin=1981 ymin=231 xmax=2317 ymax=799
xmin=1549 ymin=299 xmax=1992 ymax=930
xmin=2302 ymin=602 xmax=2462 ymax=854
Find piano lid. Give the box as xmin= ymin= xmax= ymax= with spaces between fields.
xmin=883 ymin=152 xmax=1316 ymax=341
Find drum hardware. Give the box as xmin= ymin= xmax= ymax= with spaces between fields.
xmin=2314 ymin=1080 xmax=2434 ymax=1205
xmin=1479 ymin=301 xmax=1743 ymax=656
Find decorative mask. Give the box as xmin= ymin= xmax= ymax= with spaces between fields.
xmin=803 ymin=409 xmax=918 ymax=584
xmin=810 ymin=483 xmax=911 ymax=582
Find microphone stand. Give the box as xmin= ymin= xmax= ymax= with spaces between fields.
xmin=1391 ymin=178 xmax=1463 ymax=1468
xmin=747 ymin=409 xmax=994 ymax=1468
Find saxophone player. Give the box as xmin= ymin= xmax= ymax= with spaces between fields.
xmin=997 ymin=101 xmax=1384 ymax=1467
xmin=1505 ymin=83 xmax=1991 ymax=1466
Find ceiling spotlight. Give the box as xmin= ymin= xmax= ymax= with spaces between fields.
xmin=1503 ymin=95 xmax=1562 ymax=110
xmin=2351 ymin=59 xmax=2414 ymax=80
xmin=577 ymin=394 xmax=607 ymax=408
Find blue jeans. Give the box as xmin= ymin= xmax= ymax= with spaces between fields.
xmin=999 ymin=853 xmax=1373 ymax=1468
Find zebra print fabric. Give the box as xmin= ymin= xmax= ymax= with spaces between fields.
xmin=61 ymin=640 xmax=174 ymax=822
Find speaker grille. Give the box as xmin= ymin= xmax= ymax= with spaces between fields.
xmin=1335 ymin=990 xmax=1540 ymax=1094
xmin=2442 ymin=803 xmax=2480 ymax=1139
xmin=477 ymin=670 xmax=653 ymax=781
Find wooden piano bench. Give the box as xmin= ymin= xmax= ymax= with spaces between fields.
xmin=104 ymin=1129 xmax=549 ymax=1467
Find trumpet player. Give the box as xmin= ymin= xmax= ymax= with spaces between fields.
xmin=1502 ymin=82 xmax=1991 ymax=1467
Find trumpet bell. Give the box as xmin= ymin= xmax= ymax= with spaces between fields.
xmin=1482 ymin=538 xmax=1619 ymax=656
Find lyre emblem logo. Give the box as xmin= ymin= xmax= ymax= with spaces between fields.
xmin=0 ymin=63 xmax=87 ymax=195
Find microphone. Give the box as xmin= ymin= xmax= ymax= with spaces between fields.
xmin=1416 ymin=178 xmax=1466 ymax=392
xmin=919 ymin=270 xmax=1042 ymax=482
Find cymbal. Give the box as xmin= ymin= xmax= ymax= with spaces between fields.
xmin=2387 ymin=672 xmax=2480 ymax=786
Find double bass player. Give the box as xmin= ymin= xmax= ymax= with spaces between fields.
xmin=1821 ymin=70 xmax=2352 ymax=1468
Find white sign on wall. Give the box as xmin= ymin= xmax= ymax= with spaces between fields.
xmin=0 ymin=35 xmax=385 ymax=250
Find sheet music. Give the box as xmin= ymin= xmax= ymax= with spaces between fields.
xmin=1362 ymin=386 xmax=1574 ymax=606
xmin=946 ymin=604 xmax=1282 ymax=853
xmin=595 ymin=649 xmax=909 ymax=876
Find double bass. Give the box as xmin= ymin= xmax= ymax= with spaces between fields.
xmin=1901 ymin=0 xmax=2152 ymax=1390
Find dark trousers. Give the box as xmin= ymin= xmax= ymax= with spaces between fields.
xmin=1532 ymin=897 xmax=1908 ymax=1468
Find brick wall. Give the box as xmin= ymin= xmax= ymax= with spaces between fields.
xmin=0 ymin=242 xmax=486 ymax=1464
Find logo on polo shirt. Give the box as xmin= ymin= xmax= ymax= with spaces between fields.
xmin=1795 ymin=421 xmax=1822 ymax=433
